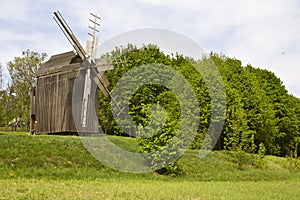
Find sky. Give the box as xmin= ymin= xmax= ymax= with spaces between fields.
xmin=0 ymin=0 xmax=299 ymax=96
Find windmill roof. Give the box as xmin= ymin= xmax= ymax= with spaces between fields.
xmin=36 ymin=51 xmax=82 ymax=77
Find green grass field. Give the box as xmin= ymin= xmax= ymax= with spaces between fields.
xmin=1 ymin=179 xmax=300 ymax=200
xmin=1 ymin=132 xmax=300 ymax=199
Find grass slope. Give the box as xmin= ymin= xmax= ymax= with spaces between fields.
xmin=1 ymin=132 xmax=300 ymax=199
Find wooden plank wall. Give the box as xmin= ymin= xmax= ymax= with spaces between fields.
xmin=35 ymin=67 xmax=98 ymax=134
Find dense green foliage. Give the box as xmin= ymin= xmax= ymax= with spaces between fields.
xmin=213 ymin=54 xmax=300 ymax=157
xmin=0 ymin=50 xmax=47 ymax=129
xmin=98 ymin=45 xmax=300 ymax=168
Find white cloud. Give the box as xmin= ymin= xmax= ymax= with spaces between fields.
xmin=0 ymin=0 xmax=299 ymax=96
xmin=218 ymin=0 xmax=300 ymax=95
xmin=0 ymin=0 xmax=30 ymax=21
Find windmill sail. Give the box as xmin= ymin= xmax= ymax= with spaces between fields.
xmin=53 ymin=11 xmax=125 ymax=130
xmin=81 ymin=13 xmax=100 ymax=127
xmin=53 ymin=11 xmax=86 ymax=60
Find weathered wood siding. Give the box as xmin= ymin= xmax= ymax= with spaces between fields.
xmin=32 ymin=51 xmax=98 ymax=134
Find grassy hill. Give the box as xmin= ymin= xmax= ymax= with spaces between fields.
xmin=1 ymin=132 xmax=300 ymax=199
xmin=0 ymin=132 xmax=299 ymax=181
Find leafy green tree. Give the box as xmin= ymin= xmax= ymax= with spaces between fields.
xmin=212 ymin=54 xmax=299 ymax=155
xmin=0 ymin=64 xmax=17 ymax=127
xmin=223 ymin=87 xmax=256 ymax=153
xmin=7 ymin=50 xmax=47 ymax=129
xmin=0 ymin=63 xmax=3 ymax=90
xmin=137 ymin=102 xmax=180 ymax=174
xmin=0 ymin=63 xmax=5 ymax=126
xmin=100 ymin=45 xmax=197 ymax=174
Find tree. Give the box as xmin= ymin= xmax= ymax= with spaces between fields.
xmin=7 ymin=50 xmax=47 ymax=128
xmin=0 ymin=63 xmax=3 ymax=90
xmin=0 ymin=64 xmax=5 ymax=126
xmin=100 ymin=45 xmax=196 ymax=174
xmin=223 ymin=87 xmax=256 ymax=153
xmin=212 ymin=54 xmax=299 ymax=155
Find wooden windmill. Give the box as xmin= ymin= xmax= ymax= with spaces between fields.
xmin=30 ymin=11 xmax=119 ymax=134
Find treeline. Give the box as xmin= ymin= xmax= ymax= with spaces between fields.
xmin=99 ymin=45 xmax=300 ymax=158
xmin=1 ymin=46 xmax=299 ymax=158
